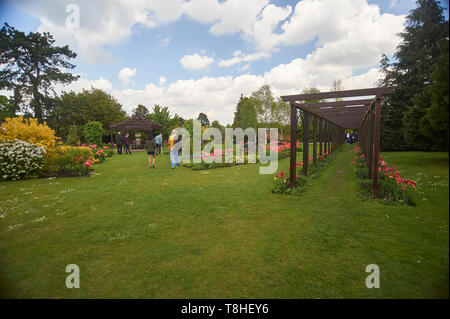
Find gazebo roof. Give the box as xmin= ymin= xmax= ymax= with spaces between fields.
xmin=109 ymin=115 xmax=164 ymax=132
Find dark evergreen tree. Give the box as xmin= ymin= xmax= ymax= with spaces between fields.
xmin=0 ymin=23 xmax=79 ymax=121
xmin=378 ymin=0 xmax=448 ymax=150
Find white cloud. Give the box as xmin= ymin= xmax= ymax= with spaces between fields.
xmin=65 ymin=54 xmax=383 ymax=125
xmin=17 ymin=0 xmax=185 ymax=63
xmin=17 ymin=0 xmax=405 ymax=67
xmin=159 ymin=76 xmax=167 ymax=86
xmin=218 ymin=51 xmax=270 ymax=67
xmin=180 ymin=53 xmax=214 ymax=70
xmin=118 ymin=67 xmax=136 ymax=86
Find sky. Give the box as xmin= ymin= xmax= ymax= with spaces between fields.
xmin=0 ymin=0 xmax=449 ymax=125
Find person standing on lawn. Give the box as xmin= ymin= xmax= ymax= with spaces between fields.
xmin=124 ymin=132 xmax=132 ymax=154
xmin=115 ymin=131 xmax=123 ymax=155
xmin=168 ymin=129 xmax=180 ymax=169
xmin=154 ymin=132 xmax=163 ymax=155
xmin=146 ymin=132 xmax=156 ymax=168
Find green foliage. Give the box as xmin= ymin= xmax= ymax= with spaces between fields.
xmin=197 ymin=112 xmax=210 ymax=127
xmin=0 ymin=23 xmax=79 ymax=120
xmin=0 ymin=95 xmax=15 ymax=121
xmin=148 ymin=104 xmax=181 ymax=139
xmin=43 ymin=146 xmax=94 ymax=176
xmin=232 ymin=94 xmax=258 ymax=130
xmin=65 ymin=125 xmax=79 ymax=146
xmin=83 ymin=121 xmax=103 ymax=146
xmin=132 ymin=104 xmax=150 ymax=117
xmin=48 ymin=88 xmax=126 ymax=139
xmin=379 ymin=0 xmax=448 ymax=151
xmin=421 ymin=39 xmax=449 ymax=151
xmin=251 ymin=84 xmax=276 ymax=126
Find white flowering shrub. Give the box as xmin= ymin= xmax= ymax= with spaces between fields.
xmin=0 ymin=139 xmax=46 ymax=181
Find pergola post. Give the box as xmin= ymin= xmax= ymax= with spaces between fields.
xmin=372 ymin=94 xmax=382 ymax=198
xmin=313 ymin=115 xmax=318 ymax=166
xmin=302 ymin=110 xmax=310 ymax=176
xmin=368 ymin=107 xmax=374 ymax=179
xmin=319 ymin=118 xmax=323 ymax=158
xmin=289 ymin=102 xmax=297 ymax=188
xmin=327 ymin=122 xmax=331 ymax=154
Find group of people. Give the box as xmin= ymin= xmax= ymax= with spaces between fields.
xmin=114 ymin=130 xmax=180 ymax=169
xmin=346 ymin=131 xmax=358 ymax=144
xmin=114 ymin=132 xmax=132 ymax=155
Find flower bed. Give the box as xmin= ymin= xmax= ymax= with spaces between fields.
xmin=272 ymin=150 xmax=333 ymax=194
xmin=351 ymin=146 xmax=417 ymax=205
xmin=0 ymin=116 xmax=115 ymax=181
xmin=0 ymin=139 xmax=47 ymax=181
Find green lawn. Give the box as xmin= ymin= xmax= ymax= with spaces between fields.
xmin=0 ymin=144 xmax=448 ymax=298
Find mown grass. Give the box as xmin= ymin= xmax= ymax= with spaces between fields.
xmin=0 ymin=144 xmax=448 ymax=298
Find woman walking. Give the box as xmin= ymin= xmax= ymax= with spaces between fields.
xmin=145 ymin=133 xmax=156 ymax=168
xmin=168 ymin=129 xmax=180 ymax=169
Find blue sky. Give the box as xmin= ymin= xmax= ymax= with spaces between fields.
xmin=0 ymin=0 xmax=448 ymax=124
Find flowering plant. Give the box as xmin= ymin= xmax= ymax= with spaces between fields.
xmin=0 ymin=139 xmax=46 ymax=181
xmin=351 ymin=146 xmax=417 ymax=204
xmin=43 ymin=146 xmax=95 ymax=176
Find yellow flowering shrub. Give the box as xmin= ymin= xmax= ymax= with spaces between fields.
xmin=0 ymin=116 xmax=57 ymax=150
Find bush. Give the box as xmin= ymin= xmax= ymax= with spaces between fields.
xmin=0 ymin=116 xmax=56 ymax=150
xmin=66 ymin=125 xmax=80 ymax=146
xmin=83 ymin=121 xmax=103 ymax=146
xmin=0 ymin=139 xmax=46 ymax=181
xmin=43 ymin=146 xmax=95 ymax=176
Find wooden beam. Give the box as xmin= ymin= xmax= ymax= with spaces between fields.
xmin=372 ymin=96 xmax=382 ymax=198
xmin=299 ymin=99 xmax=373 ymax=108
xmin=313 ymin=115 xmax=317 ymax=166
xmin=302 ymin=111 xmax=310 ymax=176
xmin=319 ymin=118 xmax=323 ymax=157
xmin=294 ymin=103 xmax=345 ymax=129
xmin=289 ymin=103 xmax=297 ymax=188
xmin=281 ymin=87 xmax=394 ymax=103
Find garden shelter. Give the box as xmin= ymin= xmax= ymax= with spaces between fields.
xmin=109 ymin=115 xmax=164 ymax=144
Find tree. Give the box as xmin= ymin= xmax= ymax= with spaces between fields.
xmin=197 ymin=112 xmax=210 ymax=127
xmin=0 ymin=95 xmax=15 ymax=122
xmin=379 ymin=0 xmax=448 ymax=150
xmin=47 ymin=88 xmax=126 ymax=139
xmin=420 ymin=38 xmax=449 ymax=151
xmin=132 ymin=104 xmax=149 ymax=117
xmin=211 ymin=120 xmax=225 ymax=140
xmin=232 ymin=94 xmax=258 ymax=130
xmin=65 ymin=125 xmax=79 ymax=145
xmin=251 ymin=84 xmax=276 ymax=126
xmin=331 ymin=79 xmax=343 ymax=101
xmin=0 ymin=23 xmax=79 ymax=121
xmin=84 ymin=121 xmax=103 ymax=146
xmin=148 ymin=104 xmax=173 ymax=138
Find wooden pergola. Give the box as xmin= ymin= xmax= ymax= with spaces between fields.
xmin=109 ymin=114 xmax=164 ymax=142
xmin=281 ymin=87 xmax=394 ymax=197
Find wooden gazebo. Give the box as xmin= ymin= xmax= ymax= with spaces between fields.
xmin=109 ymin=114 xmax=164 ymax=142
xmin=281 ymin=87 xmax=394 ymax=198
